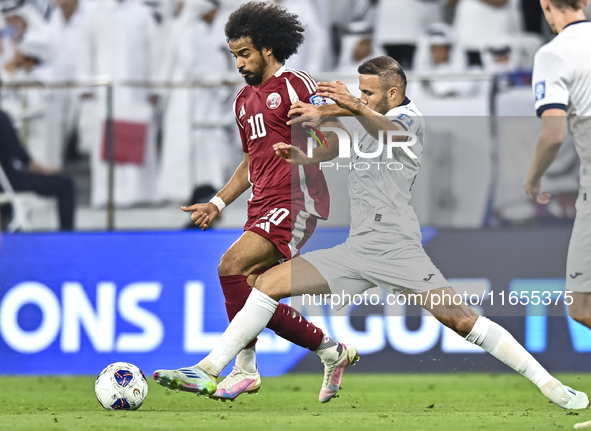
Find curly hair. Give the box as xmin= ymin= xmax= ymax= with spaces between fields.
xmin=225 ymin=1 xmax=305 ymax=65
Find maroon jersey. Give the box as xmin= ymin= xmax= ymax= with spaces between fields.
xmin=233 ymin=66 xmax=330 ymax=221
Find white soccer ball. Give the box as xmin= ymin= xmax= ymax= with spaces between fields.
xmin=95 ymin=362 xmax=148 ymax=410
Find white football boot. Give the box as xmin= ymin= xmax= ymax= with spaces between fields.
xmin=319 ymin=343 xmax=359 ymax=403
xmin=211 ymin=367 xmax=261 ymax=401
xmin=544 ymin=381 xmax=590 ymax=410
xmin=153 ymin=366 xmax=217 ymax=397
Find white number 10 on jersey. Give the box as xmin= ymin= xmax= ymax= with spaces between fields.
xmin=247 ymin=113 xmax=267 ymax=139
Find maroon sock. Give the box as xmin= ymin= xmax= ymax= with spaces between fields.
xmin=266 ymin=303 xmax=324 ymax=351
xmin=220 ymin=275 xmax=252 ymax=321
xmin=219 ymin=275 xmax=323 ymax=351
xmin=220 ymin=275 xmax=258 ymax=348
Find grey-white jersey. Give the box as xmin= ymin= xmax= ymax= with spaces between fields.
xmin=348 ymin=98 xmax=425 ymax=239
xmin=532 ymin=21 xmax=591 ymax=187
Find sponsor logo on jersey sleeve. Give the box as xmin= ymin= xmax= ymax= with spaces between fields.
xmin=310 ymin=94 xmax=327 ymax=106
xmin=239 ymin=105 xmax=246 ymax=119
xmin=397 ymin=113 xmax=414 ymax=128
xmin=266 ymin=93 xmax=282 ymax=109
xmin=535 ymin=81 xmax=546 ymax=101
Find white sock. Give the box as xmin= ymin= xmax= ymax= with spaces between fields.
xmin=235 ymin=347 xmax=257 ymax=373
xmin=198 ymin=288 xmax=278 ymax=377
xmin=466 ymin=317 xmax=557 ymax=391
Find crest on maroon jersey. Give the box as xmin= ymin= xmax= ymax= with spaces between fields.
xmin=266 ymin=93 xmax=282 ymax=110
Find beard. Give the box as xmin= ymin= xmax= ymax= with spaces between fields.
xmin=374 ymin=94 xmax=391 ymax=115
xmin=243 ymin=71 xmax=263 ymax=86
xmin=239 ymin=56 xmax=267 ymax=86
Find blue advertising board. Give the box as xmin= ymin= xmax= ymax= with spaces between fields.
xmin=0 ymin=230 xmax=316 ymax=376
xmin=0 ymin=227 xmax=590 ymax=376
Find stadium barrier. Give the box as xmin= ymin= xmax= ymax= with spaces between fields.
xmin=0 ymin=70 xmax=498 ymax=230
xmin=0 ymin=77 xmax=243 ymax=230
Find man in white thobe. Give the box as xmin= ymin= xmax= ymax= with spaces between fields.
xmin=274 ymin=0 xmax=330 ymax=73
xmin=374 ymin=0 xmax=445 ymax=70
xmin=47 ymin=0 xmax=86 ymax=167
xmin=157 ymin=0 xmax=236 ymax=202
xmin=78 ymin=0 xmax=159 ymax=207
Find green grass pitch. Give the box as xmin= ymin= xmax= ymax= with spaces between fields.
xmin=1 ymin=373 xmax=590 ymax=430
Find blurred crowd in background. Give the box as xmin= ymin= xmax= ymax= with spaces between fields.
xmin=0 ymin=0 xmax=590 ymax=231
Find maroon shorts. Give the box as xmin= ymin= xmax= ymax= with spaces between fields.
xmin=244 ymin=203 xmax=318 ymax=261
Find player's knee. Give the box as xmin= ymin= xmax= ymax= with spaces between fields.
xmin=218 ymin=253 xmax=246 ymax=276
xmin=569 ymin=311 xmax=591 ymax=327
xmin=446 ymin=315 xmax=477 ymax=338
xmin=571 ymin=314 xmax=584 ymax=325
xmin=568 ymin=303 xmax=589 ymax=325
xmin=254 ymin=273 xmax=285 ymax=301
xmin=253 ymin=273 xmax=271 ymax=295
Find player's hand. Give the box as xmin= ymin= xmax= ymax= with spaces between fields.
xmin=181 ymin=202 xmax=220 ymax=231
xmin=273 ymin=142 xmax=309 ymax=165
xmin=317 ymin=81 xmax=360 ymax=112
xmin=287 ymin=101 xmax=322 ymax=127
xmin=523 ymin=178 xmax=551 ymax=205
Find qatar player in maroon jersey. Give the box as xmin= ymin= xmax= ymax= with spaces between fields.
xmin=153 ymin=2 xmax=355 ymax=403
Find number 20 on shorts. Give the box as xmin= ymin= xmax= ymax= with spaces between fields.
xmin=260 ymin=208 xmax=290 ymax=226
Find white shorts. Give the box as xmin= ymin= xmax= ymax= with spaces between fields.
xmin=300 ymin=231 xmax=449 ymax=297
xmin=566 ymin=189 xmax=591 ymax=293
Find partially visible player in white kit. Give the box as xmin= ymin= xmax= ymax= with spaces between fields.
xmin=524 ymin=0 xmax=591 ymax=331
xmin=523 ymin=3 xmax=591 ymax=425
xmin=181 ymin=56 xmax=589 ymax=409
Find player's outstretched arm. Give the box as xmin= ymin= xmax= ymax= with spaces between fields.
xmin=181 ymin=153 xmax=251 ymax=230
xmin=524 ymin=110 xmax=568 ymax=204
xmin=274 ymin=134 xmax=339 ymax=165
xmin=287 ymin=101 xmax=351 ymax=127
xmin=317 ymin=81 xmax=401 ymax=140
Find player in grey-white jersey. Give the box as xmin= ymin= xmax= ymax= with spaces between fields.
xmin=347 ymin=97 xmax=425 ymax=239
xmin=524 ymin=0 xmax=591 ymax=335
xmin=180 ymin=57 xmax=588 ymax=409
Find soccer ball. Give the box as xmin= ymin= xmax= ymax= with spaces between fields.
xmin=95 ymin=362 xmax=148 ymax=410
